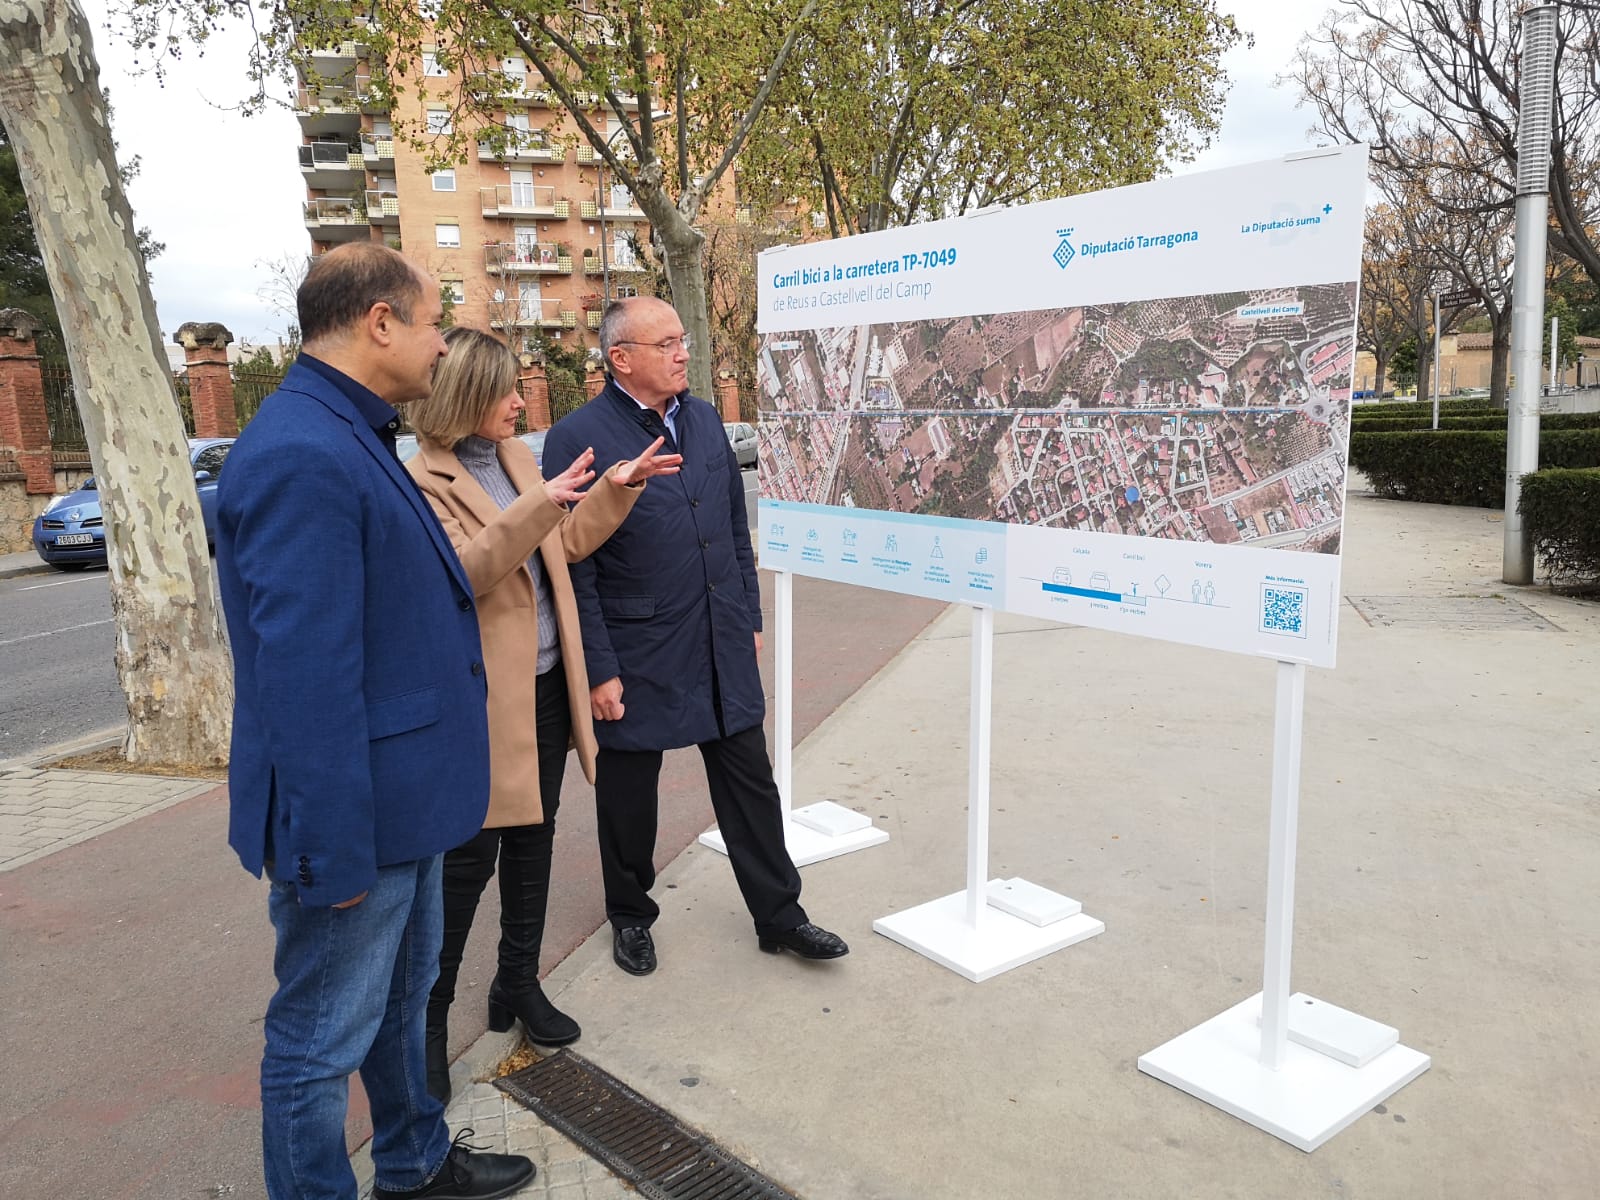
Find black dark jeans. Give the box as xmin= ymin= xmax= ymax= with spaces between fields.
xmin=430 ymin=665 xmax=571 ymax=1021
xmin=594 ymin=723 xmax=806 ymax=937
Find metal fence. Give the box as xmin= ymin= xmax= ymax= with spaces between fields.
xmin=233 ymin=369 xmax=284 ymax=428
xmin=41 ymin=360 xmax=87 ymax=451
xmin=549 ymin=375 xmax=588 ymax=425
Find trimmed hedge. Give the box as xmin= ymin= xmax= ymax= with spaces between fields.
xmin=1520 ymin=468 xmax=1600 ymax=590
xmin=1349 ymin=412 xmax=1600 ymax=434
xmin=1349 ymin=429 xmax=1600 ymax=506
xmin=1349 ymin=397 xmax=1501 ymax=419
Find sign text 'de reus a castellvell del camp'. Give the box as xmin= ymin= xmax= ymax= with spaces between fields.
xmin=755 ymin=146 xmax=1369 ymax=668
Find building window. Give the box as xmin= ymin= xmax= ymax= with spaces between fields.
xmin=431 ymin=169 xmax=456 ymax=192
xmin=435 ymin=223 xmax=461 ymax=248
xmin=812 ymin=211 xmax=827 ymax=229
xmin=425 ymin=109 xmax=452 ymax=135
xmin=443 ymin=280 xmax=466 ymax=304
xmin=422 ymin=52 xmax=447 ymax=77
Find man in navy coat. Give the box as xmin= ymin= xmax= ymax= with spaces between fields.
xmin=543 ymin=297 xmax=847 ymax=976
xmin=216 ymin=243 xmax=535 ymax=1200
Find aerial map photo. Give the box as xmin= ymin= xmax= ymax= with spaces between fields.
xmin=757 ymin=282 xmax=1358 ymax=556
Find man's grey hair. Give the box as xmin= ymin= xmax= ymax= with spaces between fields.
xmin=597 ymin=299 xmax=637 ymax=360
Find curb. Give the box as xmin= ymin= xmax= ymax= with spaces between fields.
xmin=0 ymin=559 xmax=54 ymax=581
xmin=0 ymin=725 xmax=126 ymax=773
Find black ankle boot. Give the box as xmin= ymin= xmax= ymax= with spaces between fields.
xmin=486 ymin=976 xmax=581 ymax=1046
xmin=425 ymin=1002 xmax=452 ymax=1104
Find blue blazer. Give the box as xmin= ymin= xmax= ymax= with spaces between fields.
xmin=543 ymin=381 xmax=763 ymax=752
xmin=216 ymin=360 xmax=490 ymax=906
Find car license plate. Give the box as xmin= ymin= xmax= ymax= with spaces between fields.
xmin=54 ymin=533 xmax=94 ymax=546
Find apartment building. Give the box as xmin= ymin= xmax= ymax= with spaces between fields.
xmin=295 ymin=25 xmax=656 ymax=352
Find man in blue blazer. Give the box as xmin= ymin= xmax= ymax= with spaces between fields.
xmin=216 ymin=243 xmax=535 ymax=1200
xmin=543 ymin=297 xmax=847 ymax=977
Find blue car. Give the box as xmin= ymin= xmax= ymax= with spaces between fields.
xmin=31 ymin=438 xmax=235 ymax=570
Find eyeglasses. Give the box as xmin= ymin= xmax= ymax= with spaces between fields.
xmin=617 ymin=334 xmax=692 ymax=354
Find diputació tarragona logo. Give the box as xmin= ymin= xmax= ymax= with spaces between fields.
xmin=1053 ymin=227 xmax=1075 ymax=268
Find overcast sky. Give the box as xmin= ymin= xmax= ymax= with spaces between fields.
xmin=79 ymin=0 xmax=1326 ymax=347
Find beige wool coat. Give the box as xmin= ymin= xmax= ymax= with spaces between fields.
xmin=408 ymin=436 xmax=641 ymax=828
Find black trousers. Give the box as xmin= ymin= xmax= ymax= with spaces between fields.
xmin=595 ymin=723 xmax=806 ymax=937
xmin=431 ymin=665 xmax=571 ymax=1016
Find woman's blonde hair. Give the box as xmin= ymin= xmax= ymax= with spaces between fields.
xmin=408 ymin=326 xmax=520 ymax=446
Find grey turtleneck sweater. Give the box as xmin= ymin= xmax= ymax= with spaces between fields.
xmin=454 ymin=434 xmax=561 ymax=674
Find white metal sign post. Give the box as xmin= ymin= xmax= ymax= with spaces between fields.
xmin=747 ymin=145 xmax=1429 ymax=1148
xmin=1136 ymin=661 xmax=1430 ymax=1150
xmin=698 ymin=568 xmax=890 ymax=865
xmin=872 ymin=604 xmax=1105 ymax=980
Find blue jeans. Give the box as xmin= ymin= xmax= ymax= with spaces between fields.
xmin=262 ymin=856 xmax=452 ymax=1200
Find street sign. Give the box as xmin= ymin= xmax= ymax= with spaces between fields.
xmin=1438 ymin=287 xmax=1482 ymax=308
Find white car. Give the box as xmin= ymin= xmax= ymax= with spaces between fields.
xmin=724 ymin=421 xmax=757 ymax=469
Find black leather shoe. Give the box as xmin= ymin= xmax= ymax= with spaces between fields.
xmin=613 ymin=925 xmax=656 ymax=976
xmin=758 ymin=922 xmax=849 ymax=960
xmin=373 ymin=1129 xmax=535 ymax=1199
xmin=486 ymin=977 xmax=580 ymax=1046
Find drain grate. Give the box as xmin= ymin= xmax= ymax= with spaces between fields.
xmin=1346 ymin=593 xmax=1561 ymax=631
xmin=496 ymin=1050 xmax=799 ymax=1200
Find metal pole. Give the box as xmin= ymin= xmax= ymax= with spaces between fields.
xmin=1504 ymin=3 xmax=1559 ymax=583
xmin=1260 ymin=660 xmax=1306 ymax=1070
xmin=1432 ymin=292 xmax=1442 ymax=430
xmin=965 ymin=604 xmax=994 ymax=931
xmin=773 ymin=569 xmax=794 ymax=821
xmin=597 ymin=159 xmax=611 ymax=304
xmin=1549 ymin=315 xmax=1558 ymax=395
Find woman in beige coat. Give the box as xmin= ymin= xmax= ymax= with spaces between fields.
xmin=406 ymin=327 xmax=679 ymax=1102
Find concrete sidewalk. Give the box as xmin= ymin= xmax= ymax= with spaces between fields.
xmin=430 ymin=490 xmax=1599 ymax=1198
xmin=0 ymin=548 xmax=52 ymax=580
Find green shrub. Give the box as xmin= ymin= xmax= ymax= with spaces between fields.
xmin=1520 ymin=468 xmax=1600 ymax=590
xmin=1349 ymin=429 xmax=1600 ymax=506
xmin=1348 ymin=412 xmax=1600 ymax=433
xmin=1350 ymin=397 xmax=1500 ymax=419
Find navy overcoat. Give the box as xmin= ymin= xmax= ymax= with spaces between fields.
xmin=216 ymin=359 xmax=491 ymax=906
xmin=543 ymin=381 xmax=762 ymax=751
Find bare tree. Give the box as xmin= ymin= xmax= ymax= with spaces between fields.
xmin=0 ymin=0 xmax=232 ymax=765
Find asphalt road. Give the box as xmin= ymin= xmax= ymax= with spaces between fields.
xmin=0 ymin=471 xmax=759 ymax=764
xmin=0 ymin=567 xmax=126 ymax=762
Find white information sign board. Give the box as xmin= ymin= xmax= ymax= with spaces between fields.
xmin=756 ymin=147 xmax=1369 ymax=668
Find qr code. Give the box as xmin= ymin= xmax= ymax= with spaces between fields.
xmin=1259 ymin=584 xmax=1308 ymax=638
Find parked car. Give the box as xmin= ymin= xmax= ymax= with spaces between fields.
xmin=724 ymin=421 xmax=757 ymax=469
xmin=31 ymin=438 xmax=235 ymax=571
xmin=519 ymin=429 xmax=547 ymax=468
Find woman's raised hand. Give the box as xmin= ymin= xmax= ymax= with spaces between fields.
xmin=543 ymin=447 xmax=597 ymax=505
xmin=612 ymin=436 xmax=683 ymax=487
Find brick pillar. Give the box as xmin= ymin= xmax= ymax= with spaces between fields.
xmin=518 ymin=355 xmax=552 ymax=429
xmin=175 ymin=321 xmax=239 ymax=437
xmin=0 ymin=308 xmax=54 ymax=494
xmin=715 ymin=369 xmax=741 ymax=423
xmin=585 ymin=362 xmax=606 ymax=399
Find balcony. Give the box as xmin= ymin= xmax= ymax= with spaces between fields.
xmin=581 ymin=250 xmax=648 ymax=276
xmin=466 ymin=72 xmax=554 ymax=107
xmin=488 ymin=296 xmax=578 ymax=330
xmin=587 ymin=309 xmax=602 ymax=330
xmin=294 ymin=82 xmax=379 ymax=134
xmin=583 ymin=188 xmax=647 ymax=221
xmin=298 ymin=141 xmax=364 ymax=188
xmin=477 ymin=135 xmax=563 ymax=164
xmin=364 ymin=190 xmax=400 ymax=225
xmin=302 ymin=197 xmax=370 ymax=241
xmin=485 ymin=243 xmax=573 ymax=274
xmin=306 ymin=37 xmax=368 ymax=74
xmin=480 ymin=184 xmax=570 ymax=220
xmin=360 ymin=133 xmax=394 ymax=164
xmin=576 ymin=144 xmax=596 ymax=165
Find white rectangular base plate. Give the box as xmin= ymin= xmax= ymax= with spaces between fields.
xmin=1255 ymin=992 xmax=1399 ymax=1068
xmin=985 ymin=877 xmax=1082 ymax=926
xmin=872 ymin=887 xmax=1104 ymax=982
xmin=790 ymin=799 xmax=873 ymax=837
xmin=698 ymin=815 xmax=889 ymax=867
xmin=1138 ymin=993 xmax=1430 ymax=1152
